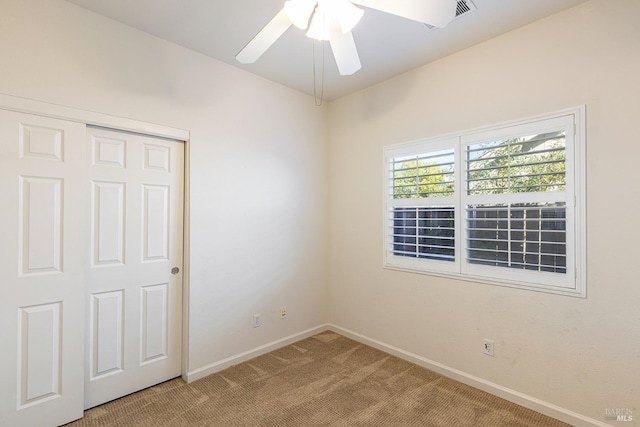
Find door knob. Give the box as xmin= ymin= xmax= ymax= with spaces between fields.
xmin=171 ymin=267 xmax=180 ymax=275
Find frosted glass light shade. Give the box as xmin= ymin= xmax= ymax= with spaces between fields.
xmin=284 ymin=0 xmax=317 ymax=30
xmin=319 ymin=0 xmax=363 ymax=34
xmin=306 ymin=0 xmax=363 ymax=40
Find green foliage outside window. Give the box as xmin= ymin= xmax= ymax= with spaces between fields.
xmin=467 ymin=132 xmax=566 ymax=195
xmin=392 ymin=158 xmax=454 ymax=199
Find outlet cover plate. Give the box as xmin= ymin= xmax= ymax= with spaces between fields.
xmin=253 ymin=314 xmax=261 ymax=328
xmin=484 ymin=339 xmax=495 ymax=356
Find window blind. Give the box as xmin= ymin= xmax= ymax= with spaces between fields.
xmin=391 ymin=206 xmax=455 ymax=261
xmin=383 ymin=108 xmax=584 ymax=296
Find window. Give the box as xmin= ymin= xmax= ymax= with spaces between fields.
xmin=383 ymin=108 xmax=585 ymax=296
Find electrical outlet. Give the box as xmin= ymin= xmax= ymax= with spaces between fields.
xmin=252 ymin=314 xmax=261 ymax=328
xmin=483 ymin=339 xmax=495 ymax=357
xmin=280 ymin=306 xmax=287 ymax=319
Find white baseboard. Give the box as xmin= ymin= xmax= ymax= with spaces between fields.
xmin=185 ymin=324 xmax=330 ymax=383
xmin=327 ymin=324 xmax=610 ymax=427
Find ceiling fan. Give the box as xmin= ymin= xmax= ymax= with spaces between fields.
xmin=236 ymin=0 xmax=459 ymax=76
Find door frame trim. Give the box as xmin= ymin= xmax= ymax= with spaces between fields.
xmin=0 ymin=93 xmax=189 ymax=140
xmin=0 ymin=92 xmax=192 ymax=383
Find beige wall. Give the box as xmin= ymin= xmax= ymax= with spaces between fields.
xmin=327 ymin=0 xmax=639 ymax=423
xmin=0 ymin=0 xmax=328 ymax=374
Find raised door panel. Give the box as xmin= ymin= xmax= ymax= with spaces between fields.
xmin=143 ymin=185 xmax=169 ymax=262
xmin=90 ymin=291 xmax=124 ymax=380
xmin=92 ymin=181 xmax=125 ymax=266
xmin=143 ymin=144 xmax=170 ymax=172
xmin=19 ymin=177 xmax=63 ymax=275
xmin=19 ymin=303 xmax=62 ymax=407
xmin=141 ymin=284 xmax=169 ymax=364
xmin=20 ymin=124 xmax=64 ymax=162
xmin=93 ymin=135 xmax=126 ymax=168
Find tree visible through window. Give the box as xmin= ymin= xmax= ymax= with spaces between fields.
xmin=466 ymin=132 xmax=566 ymax=195
xmin=392 ymin=151 xmax=454 ymax=199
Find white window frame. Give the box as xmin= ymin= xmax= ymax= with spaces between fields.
xmin=383 ymin=107 xmax=586 ymax=297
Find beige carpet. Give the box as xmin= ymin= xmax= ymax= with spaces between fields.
xmin=67 ymin=331 xmax=569 ymax=426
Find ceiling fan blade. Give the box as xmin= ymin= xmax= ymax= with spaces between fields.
xmin=350 ymin=0 xmax=457 ymax=28
xmin=329 ymin=28 xmax=361 ymax=76
xmin=236 ymin=9 xmax=292 ymax=63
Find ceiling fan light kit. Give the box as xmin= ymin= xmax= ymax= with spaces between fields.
xmin=236 ymin=0 xmax=459 ymax=99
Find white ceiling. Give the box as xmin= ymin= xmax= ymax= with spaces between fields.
xmin=66 ymin=0 xmax=588 ymax=101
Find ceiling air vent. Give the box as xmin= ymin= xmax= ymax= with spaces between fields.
xmin=455 ymin=0 xmax=476 ymax=17
xmin=425 ymin=0 xmax=477 ymax=30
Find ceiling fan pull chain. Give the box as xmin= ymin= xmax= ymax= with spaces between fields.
xmin=312 ymin=38 xmax=325 ymax=106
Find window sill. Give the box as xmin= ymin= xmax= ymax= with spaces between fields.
xmin=383 ymin=262 xmax=586 ymax=298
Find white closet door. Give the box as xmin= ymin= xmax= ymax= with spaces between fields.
xmin=85 ymin=127 xmax=183 ymax=409
xmin=0 ymin=110 xmax=87 ymax=426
